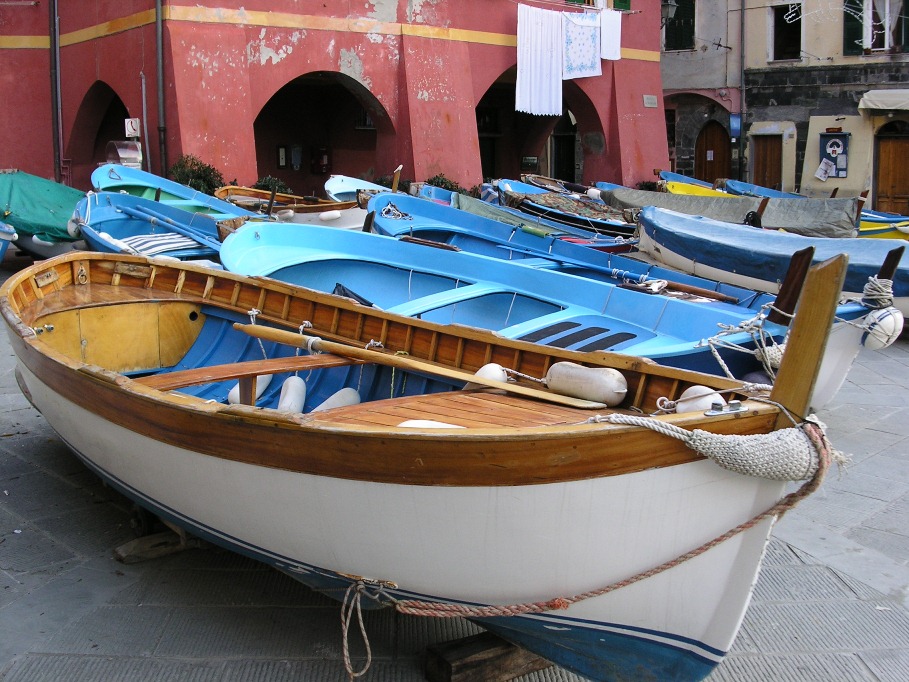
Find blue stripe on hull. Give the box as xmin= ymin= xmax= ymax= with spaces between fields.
xmin=479 ymin=617 xmax=718 ymax=681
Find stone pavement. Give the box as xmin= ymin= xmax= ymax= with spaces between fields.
xmin=1 ymin=249 xmax=909 ymax=681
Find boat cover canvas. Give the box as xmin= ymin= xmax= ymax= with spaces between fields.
xmin=0 ymin=170 xmax=83 ymax=242
xmin=502 ymin=190 xmax=627 ymax=222
xmin=599 ymin=187 xmax=858 ymax=238
xmin=637 ymin=206 xmax=909 ymax=297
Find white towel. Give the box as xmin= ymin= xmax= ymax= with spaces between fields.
xmin=516 ymin=4 xmax=563 ymax=116
xmin=563 ymin=11 xmax=602 ymax=79
xmin=600 ymin=7 xmax=622 ymax=60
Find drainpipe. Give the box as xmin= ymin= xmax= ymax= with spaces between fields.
xmin=739 ymin=0 xmax=746 ymax=181
xmin=49 ymin=0 xmax=62 ymax=182
xmin=156 ymin=0 xmax=168 ymax=174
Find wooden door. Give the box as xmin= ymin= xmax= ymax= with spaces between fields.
xmin=876 ymin=135 xmax=909 ymax=214
xmin=694 ymin=121 xmax=731 ymax=185
xmin=751 ymin=135 xmax=783 ymax=190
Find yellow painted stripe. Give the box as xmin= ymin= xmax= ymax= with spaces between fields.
xmin=0 ymin=35 xmax=48 ymax=49
xmin=60 ymin=9 xmax=157 ymax=47
xmin=2 ymin=5 xmax=655 ymax=60
xmin=621 ymin=47 xmax=661 ymax=62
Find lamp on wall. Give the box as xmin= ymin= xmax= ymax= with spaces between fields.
xmin=661 ymin=0 xmax=678 ymax=27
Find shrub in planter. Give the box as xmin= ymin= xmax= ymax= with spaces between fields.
xmin=168 ymin=155 xmax=225 ymax=195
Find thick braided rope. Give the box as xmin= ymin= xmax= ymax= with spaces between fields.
xmin=604 ymin=413 xmax=820 ymax=480
xmin=392 ymin=421 xmax=833 ymax=620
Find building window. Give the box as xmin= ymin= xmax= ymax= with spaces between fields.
xmin=844 ymin=0 xmax=907 ymax=54
xmin=772 ymin=4 xmax=802 ymax=61
xmin=664 ymin=0 xmax=695 ymax=51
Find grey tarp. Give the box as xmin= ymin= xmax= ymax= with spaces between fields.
xmin=599 ymin=187 xmax=859 ymax=238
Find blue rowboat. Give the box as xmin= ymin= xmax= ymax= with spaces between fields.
xmin=92 ymin=163 xmax=265 ymax=223
xmin=71 ymin=191 xmax=222 ymax=260
xmin=658 ymin=170 xmax=715 ymax=188
xmin=324 ymin=174 xmax=391 ymax=202
xmin=493 ymin=178 xmax=636 ymax=236
xmin=637 ymin=205 xmax=909 ymax=316
xmin=0 ymin=220 xmax=17 ymax=262
xmin=219 ymin=218 xmax=883 ymax=408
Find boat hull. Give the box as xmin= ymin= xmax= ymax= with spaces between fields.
xmin=14 ymin=357 xmax=782 ymax=681
xmin=637 ymin=207 xmax=909 ymax=318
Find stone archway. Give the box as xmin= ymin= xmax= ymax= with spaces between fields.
xmin=66 ymin=81 xmax=131 ymax=190
xmin=253 ymin=72 xmax=393 ymax=196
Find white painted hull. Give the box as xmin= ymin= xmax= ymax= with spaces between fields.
xmin=19 ymin=361 xmax=783 ymax=664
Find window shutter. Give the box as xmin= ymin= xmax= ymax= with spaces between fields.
xmin=843 ymin=0 xmax=863 ymax=55
xmin=613 ymin=0 xmax=631 ymax=10
xmin=664 ymin=0 xmax=695 ymax=51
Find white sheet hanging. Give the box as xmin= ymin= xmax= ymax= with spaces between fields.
xmin=516 ymin=4 xmax=563 ymax=116
xmin=562 ymin=11 xmax=602 ymax=79
xmin=599 ymin=7 xmax=622 ymax=60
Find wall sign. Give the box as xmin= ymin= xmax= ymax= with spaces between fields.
xmin=818 ymin=131 xmax=850 ymax=178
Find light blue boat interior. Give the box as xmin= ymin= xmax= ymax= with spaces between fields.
xmin=219 ymin=222 xmax=809 ymax=377
xmin=91 ymin=163 xmax=264 ymax=222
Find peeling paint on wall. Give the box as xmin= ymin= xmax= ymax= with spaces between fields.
xmin=340 ymin=48 xmax=372 ymax=89
xmin=407 ymin=0 xmax=446 ymax=25
xmin=246 ymin=28 xmax=304 ymax=66
xmin=367 ymin=0 xmax=398 ymax=23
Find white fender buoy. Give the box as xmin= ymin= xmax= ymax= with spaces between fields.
xmin=277 ymin=376 xmax=307 ymax=412
xmin=545 ymin=361 xmax=627 ymax=406
xmin=311 ymin=387 xmax=360 ymax=412
xmin=586 ymin=187 xmax=601 ymax=199
xmin=676 ymin=385 xmax=726 ymax=413
xmin=862 ymin=306 xmax=904 ymax=350
xmin=319 ymin=209 xmax=342 ymax=222
xmin=275 ymin=209 xmax=295 ymax=222
xmin=398 ymin=419 xmax=465 ymax=429
xmin=228 ymin=373 xmax=273 ymax=405
xmin=463 ymin=362 xmax=508 ymax=391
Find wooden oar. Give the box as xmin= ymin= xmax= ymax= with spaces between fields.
xmin=232 ymin=323 xmax=609 ymax=409
xmin=770 ymin=254 xmax=848 ymax=425
xmin=767 ymin=246 xmax=815 ymax=325
xmin=391 ymin=164 xmax=404 ymax=193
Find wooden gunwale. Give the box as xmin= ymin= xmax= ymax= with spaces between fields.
xmin=1 ymin=252 xmax=788 ymax=486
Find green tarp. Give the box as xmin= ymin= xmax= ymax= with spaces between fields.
xmin=0 ymin=170 xmax=85 ymax=242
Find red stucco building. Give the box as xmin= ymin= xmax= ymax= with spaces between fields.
xmin=1 ymin=1 xmax=670 ymax=193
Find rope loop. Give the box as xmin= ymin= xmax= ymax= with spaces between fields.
xmin=341 ymin=582 xmax=373 ymax=679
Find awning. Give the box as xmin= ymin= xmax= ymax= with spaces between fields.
xmin=858 ymin=89 xmax=909 ymax=111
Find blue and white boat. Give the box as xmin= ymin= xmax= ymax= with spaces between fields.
xmin=495 ymin=178 xmax=635 ymax=237
xmin=0 ymin=220 xmax=17 ymax=262
xmin=220 ymin=219 xmax=884 ymax=408
xmin=367 ymin=192 xmax=901 ymax=408
xmin=92 ymin=163 xmax=266 ymax=224
xmin=637 ymin=205 xmax=909 ymax=317
xmin=324 ymin=174 xmax=391 ymax=202
xmin=70 ymin=191 xmax=223 ymax=261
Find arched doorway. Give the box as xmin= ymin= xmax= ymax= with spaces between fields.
xmin=694 ymin=120 xmax=731 ymax=185
xmin=254 ymin=72 xmax=391 ymax=196
xmin=66 ymin=81 xmax=131 ymax=190
xmin=475 ymin=71 xmax=600 ymax=183
xmin=874 ymin=120 xmax=909 ymax=213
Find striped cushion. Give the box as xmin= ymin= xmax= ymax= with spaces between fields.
xmin=120 ymin=232 xmax=204 ymax=256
